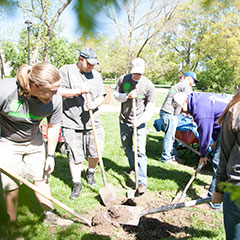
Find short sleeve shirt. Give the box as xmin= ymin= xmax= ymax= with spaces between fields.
xmin=161 ymin=80 xmax=193 ymax=115
xmin=60 ymin=64 xmax=105 ymax=130
xmin=116 ymin=74 xmax=156 ymax=125
xmin=0 ymin=78 xmax=62 ymax=142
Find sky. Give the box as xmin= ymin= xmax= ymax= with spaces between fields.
xmin=0 ymin=2 xmax=80 ymax=41
xmin=0 ymin=1 xmax=116 ymax=42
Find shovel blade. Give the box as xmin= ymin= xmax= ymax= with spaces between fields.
xmin=99 ymin=183 xmax=117 ymax=206
xmin=103 ymin=205 xmax=142 ymax=226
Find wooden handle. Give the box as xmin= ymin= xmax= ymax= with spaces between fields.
xmin=85 ymin=93 xmax=107 ymax=186
xmin=179 ymin=162 xmax=204 ymax=202
xmin=0 ymin=167 xmax=92 ymax=228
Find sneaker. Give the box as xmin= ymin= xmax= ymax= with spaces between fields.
xmin=86 ymin=169 xmax=96 ymax=186
xmin=208 ymin=202 xmax=223 ymax=210
xmin=136 ymin=183 xmax=147 ymax=195
xmin=43 ymin=209 xmax=74 ymax=226
xmin=70 ymin=182 xmax=82 ymax=199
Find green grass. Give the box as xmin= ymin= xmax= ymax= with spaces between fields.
xmin=15 ymin=91 xmax=225 ymax=239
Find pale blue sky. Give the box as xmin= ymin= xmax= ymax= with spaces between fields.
xmin=0 ymin=1 xmax=116 ymax=42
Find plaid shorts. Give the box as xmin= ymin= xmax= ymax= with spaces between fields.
xmin=62 ymin=126 xmax=105 ymax=164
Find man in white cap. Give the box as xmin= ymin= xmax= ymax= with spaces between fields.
xmin=114 ymin=58 xmax=156 ymax=195
xmin=59 ymin=47 xmax=106 ymax=199
xmin=159 ymin=71 xmax=198 ymax=165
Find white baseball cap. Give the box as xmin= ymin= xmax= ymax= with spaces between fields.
xmin=172 ymin=92 xmax=188 ymax=115
xmin=131 ymin=58 xmax=145 ymax=74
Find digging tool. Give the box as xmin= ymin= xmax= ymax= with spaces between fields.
xmin=104 ymin=197 xmax=211 ymax=226
xmin=0 ymin=167 xmax=92 ymax=229
xmin=172 ymin=162 xmax=204 ymax=203
xmin=85 ymin=93 xmax=116 ymax=206
xmin=127 ymin=97 xmax=138 ymax=198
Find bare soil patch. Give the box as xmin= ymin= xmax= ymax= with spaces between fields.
xmin=81 ymin=191 xmax=221 ymax=239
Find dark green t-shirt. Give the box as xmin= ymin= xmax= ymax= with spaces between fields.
xmin=0 ymin=78 xmax=62 ymax=142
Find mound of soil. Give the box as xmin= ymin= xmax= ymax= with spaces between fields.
xmin=80 ymin=191 xmax=221 ymax=239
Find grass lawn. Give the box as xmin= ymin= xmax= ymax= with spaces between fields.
xmin=15 ymin=90 xmax=225 ymax=239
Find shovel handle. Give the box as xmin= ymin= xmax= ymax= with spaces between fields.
xmin=142 ymin=197 xmax=211 ymax=216
xmin=178 ymin=162 xmax=204 ymax=202
xmin=85 ymin=93 xmax=107 ymax=186
xmin=132 ymin=98 xmax=138 ymax=190
xmin=0 ymin=167 xmax=92 ymax=228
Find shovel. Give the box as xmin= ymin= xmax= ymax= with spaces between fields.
xmin=127 ymin=98 xmax=138 ymax=198
xmin=104 ymin=197 xmax=211 ymax=226
xmin=86 ymin=94 xmax=117 ymax=206
xmin=0 ymin=167 xmax=92 ymax=229
xmin=172 ymin=162 xmax=204 ymax=203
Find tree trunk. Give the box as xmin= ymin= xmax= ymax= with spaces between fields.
xmin=0 ymin=52 xmax=5 ymax=80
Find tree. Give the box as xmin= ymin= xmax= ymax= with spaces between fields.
xmin=150 ymin=0 xmax=240 ymax=91
xmin=2 ymin=27 xmax=82 ymax=76
xmin=104 ymin=0 xmax=180 ymax=72
xmin=16 ymin=0 xmax=72 ymax=62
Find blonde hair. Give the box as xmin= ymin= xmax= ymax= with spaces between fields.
xmin=17 ymin=62 xmax=60 ymax=97
xmin=218 ymin=90 xmax=240 ymax=129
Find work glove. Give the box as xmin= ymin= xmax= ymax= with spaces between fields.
xmin=45 ymin=156 xmax=55 ymax=174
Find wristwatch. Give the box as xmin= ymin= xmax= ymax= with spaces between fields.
xmin=47 ymin=154 xmax=56 ymax=158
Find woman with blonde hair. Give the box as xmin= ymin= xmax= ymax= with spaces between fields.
xmin=0 ymin=62 xmax=73 ymax=239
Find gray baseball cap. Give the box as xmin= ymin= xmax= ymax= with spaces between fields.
xmin=79 ymin=47 xmax=99 ymax=65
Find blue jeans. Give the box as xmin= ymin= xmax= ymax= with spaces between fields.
xmin=160 ymin=110 xmax=178 ymax=162
xmin=120 ymin=122 xmax=147 ymax=186
xmin=208 ymin=136 xmax=220 ymax=196
xmin=206 ymin=135 xmax=222 ymax=210
xmin=223 ymin=193 xmax=240 ymax=240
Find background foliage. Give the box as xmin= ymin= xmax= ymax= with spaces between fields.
xmin=1 ymin=0 xmax=240 ymax=92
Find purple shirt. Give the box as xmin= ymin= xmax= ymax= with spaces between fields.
xmin=188 ymin=92 xmax=230 ymax=157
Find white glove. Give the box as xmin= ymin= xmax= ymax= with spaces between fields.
xmin=45 ymin=156 xmax=55 ymax=174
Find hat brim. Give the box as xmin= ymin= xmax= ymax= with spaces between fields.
xmin=86 ymin=58 xmax=99 ymax=65
xmin=131 ymin=67 xmax=144 ymax=75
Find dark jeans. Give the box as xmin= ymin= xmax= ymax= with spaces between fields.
xmin=208 ymin=136 xmax=220 ymax=196
xmin=223 ymin=193 xmax=240 ymax=240
xmin=0 ymin=173 xmax=9 ymax=226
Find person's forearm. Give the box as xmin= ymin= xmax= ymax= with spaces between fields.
xmin=140 ymin=102 xmax=155 ymax=124
xmin=47 ymin=123 xmax=61 ymax=155
xmin=92 ymin=95 xmax=105 ymax=109
xmin=114 ymin=91 xmax=128 ymax=102
xmin=59 ymin=88 xmax=83 ymax=98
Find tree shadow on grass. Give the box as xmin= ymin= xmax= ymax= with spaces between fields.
xmin=51 ymin=132 xmax=212 ymax=203
xmin=52 ymin=155 xmax=99 ymax=196
xmin=101 ymin=156 xmax=206 ymax=201
xmin=123 ymin=216 xmax=218 ymax=240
